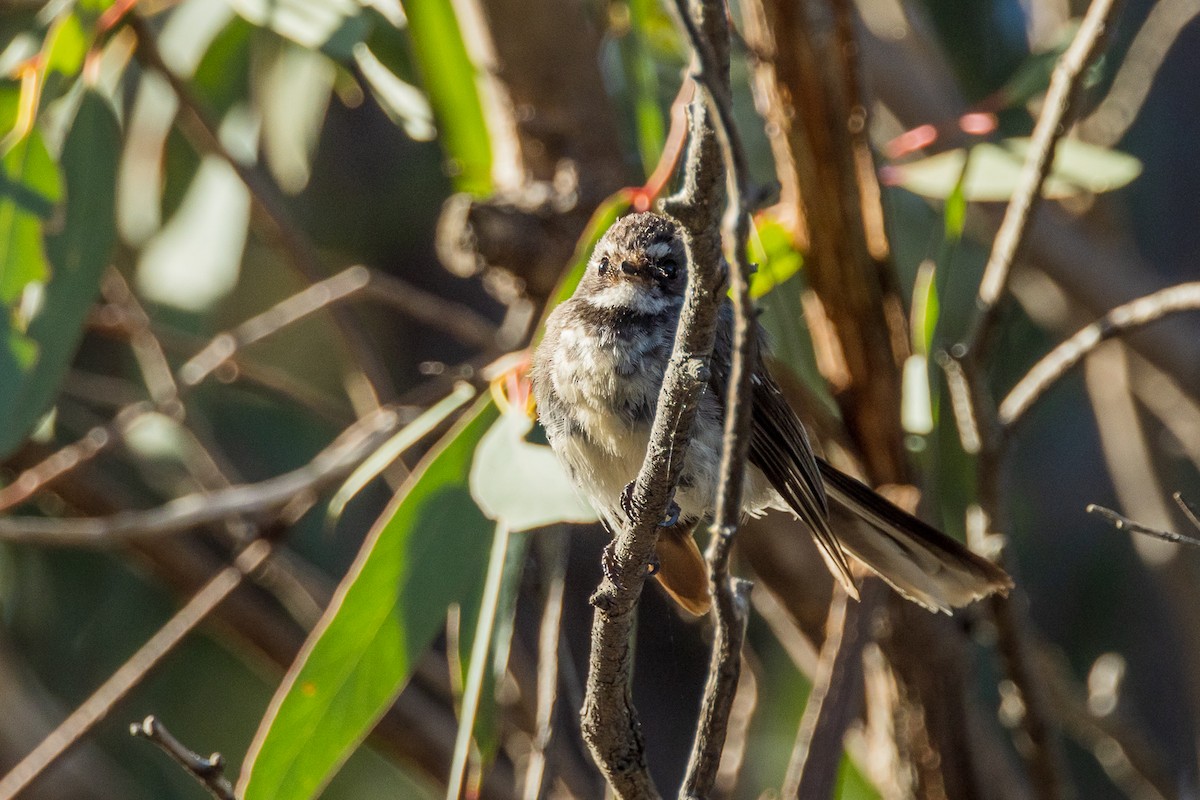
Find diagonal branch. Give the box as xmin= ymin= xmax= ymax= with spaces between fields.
xmin=965 ymin=0 xmax=1121 ymax=357
xmin=663 ymin=0 xmax=758 ymax=795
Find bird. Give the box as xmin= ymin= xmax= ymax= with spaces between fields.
xmin=530 ymin=211 xmax=1012 ymax=615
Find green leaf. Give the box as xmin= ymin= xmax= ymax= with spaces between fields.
xmin=402 ymin=0 xmax=491 ymax=194
xmin=0 ymin=92 xmax=118 ymax=459
xmin=747 ymin=215 xmax=803 ymax=300
xmin=239 ymin=396 xmax=499 ymax=800
xmin=352 ymin=41 xmax=435 ymax=141
xmin=470 ymin=408 xmax=597 ymax=532
xmin=227 ymin=0 xmax=371 ymax=58
xmin=891 ymin=138 xmax=1142 ymax=201
xmin=0 ymin=127 xmax=60 ymax=303
xmin=621 ymin=0 xmax=666 ymax=177
xmin=43 ymin=13 xmax=87 ymax=79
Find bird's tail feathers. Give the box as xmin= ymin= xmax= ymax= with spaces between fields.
xmin=818 ymin=459 xmax=1013 ymax=613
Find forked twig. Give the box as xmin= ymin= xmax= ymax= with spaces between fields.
xmin=130 ymin=716 xmax=235 ymax=800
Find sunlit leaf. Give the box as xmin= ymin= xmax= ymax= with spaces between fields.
xmin=470 ymin=408 xmax=597 ymax=532
xmin=239 ymin=396 xmax=499 ymax=800
xmin=0 ymin=127 xmax=58 ymax=304
xmin=261 ymin=41 xmax=337 ymax=193
xmin=352 ymin=41 xmax=434 ymax=141
xmin=43 ymin=13 xmax=87 ymax=79
xmin=226 ymin=0 xmax=370 ymax=58
xmin=402 ymin=0 xmax=491 ymax=194
xmin=748 ymin=215 xmax=803 ymax=300
xmin=327 ymin=381 xmax=476 ymax=522
xmin=889 ymin=138 xmax=1142 ymax=201
xmin=0 ymin=92 xmax=117 ymax=459
xmin=621 ymin=0 xmax=666 ymax=177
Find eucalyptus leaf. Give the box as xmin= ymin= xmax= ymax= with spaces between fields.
xmin=239 ymin=396 xmax=499 ymax=800
xmin=470 ymin=408 xmax=597 ymax=532
xmin=402 ymin=0 xmax=491 ymax=194
xmin=0 ymin=92 xmax=116 ymax=459
xmin=892 ymin=138 xmax=1142 ymax=201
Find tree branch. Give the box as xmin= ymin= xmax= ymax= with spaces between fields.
xmin=0 ymin=541 xmax=273 ymax=800
xmin=0 ymin=407 xmax=401 ymax=545
xmin=965 ymin=0 xmax=1121 ymax=357
xmin=129 ymin=716 xmax=235 ymax=800
xmin=999 ymin=283 xmax=1200 ymax=430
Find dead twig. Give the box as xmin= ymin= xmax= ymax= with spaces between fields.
xmin=0 ymin=267 xmax=372 ymax=512
xmin=0 ymin=407 xmax=400 ymax=545
xmin=1087 ymin=497 xmax=1200 ymax=548
xmin=130 ymin=716 xmax=235 ymax=800
xmin=999 ymin=283 xmax=1200 ymax=430
xmin=966 ymin=0 xmax=1121 ymax=357
xmin=0 ymin=541 xmax=273 ymax=800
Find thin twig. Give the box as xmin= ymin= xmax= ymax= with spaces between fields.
xmin=523 ymin=530 xmax=568 ymax=800
xmin=127 ymin=13 xmax=395 ymax=403
xmin=580 ymin=101 xmax=728 ymax=800
xmin=783 ymin=585 xmax=867 ymax=799
xmin=0 ymin=267 xmax=373 ymax=512
xmin=0 ymin=407 xmax=400 ymax=545
xmin=364 ymin=269 xmax=501 ymax=351
xmin=966 ymin=0 xmax=1121 ymax=356
xmin=0 ymin=540 xmax=273 ymax=800
xmin=1086 ymin=503 xmax=1200 ymax=547
xmin=665 ymin=0 xmax=758 ymax=795
xmin=130 ymin=715 xmax=235 ymax=800
xmin=999 ymin=283 xmax=1200 ymax=429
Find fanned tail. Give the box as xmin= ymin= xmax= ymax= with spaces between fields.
xmin=817 ymin=459 xmax=1013 ymax=613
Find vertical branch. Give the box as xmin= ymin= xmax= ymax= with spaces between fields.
xmin=662 ymin=0 xmax=760 ymax=795
xmin=581 ymin=98 xmax=727 ymax=799
xmin=950 ymin=2 xmax=1124 ymax=799
xmin=966 ymin=0 xmax=1122 ymax=357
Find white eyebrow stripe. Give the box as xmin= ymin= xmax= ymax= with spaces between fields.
xmin=645 ymin=241 xmax=674 ymax=260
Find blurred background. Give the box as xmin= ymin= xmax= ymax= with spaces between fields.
xmin=0 ymin=0 xmax=1199 ymax=798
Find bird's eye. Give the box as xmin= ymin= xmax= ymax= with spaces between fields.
xmin=660 ymin=259 xmax=678 ymax=280
xmin=597 ymin=256 xmax=610 ymax=275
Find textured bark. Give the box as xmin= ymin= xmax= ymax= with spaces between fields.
xmin=740 ymin=1 xmax=1001 ymax=798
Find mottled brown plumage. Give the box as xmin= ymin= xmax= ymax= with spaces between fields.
xmin=532 ymin=212 xmax=1011 ymax=614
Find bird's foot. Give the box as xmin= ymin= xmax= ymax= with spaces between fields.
xmin=620 ymin=482 xmax=681 ymax=527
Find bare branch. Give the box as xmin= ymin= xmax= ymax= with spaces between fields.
xmin=783 ymin=584 xmax=872 ymax=799
xmin=0 ymin=541 xmax=272 ymax=800
xmin=999 ymin=283 xmax=1200 ymax=429
xmin=659 ymin=0 xmax=759 ymax=795
xmin=966 ymin=0 xmax=1121 ymax=356
xmin=0 ymin=408 xmax=400 ymax=545
xmin=129 ymin=716 xmax=235 ymax=800
xmin=0 ymin=267 xmax=373 ymax=513
xmin=1086 ymin=503 xmax=1200 ymax=548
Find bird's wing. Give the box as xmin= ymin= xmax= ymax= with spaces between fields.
xmin=708 ymin=307 xmax=858 ymax=595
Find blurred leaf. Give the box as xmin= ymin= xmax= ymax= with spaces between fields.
xmin=909 ymin=259 xmax=938 ymax=357
xmin=227 ymin=0 xmax=371 ymax=58
xmin=42 ymin=13 xmax=86 ymax=79
xmin=402 ymin=0 xmax=491 ymax=194
xmin=0 ymin=126 xmax=59 ymax=304
xmin=621 ymin=0 xmax=666 ymax=177
xmin=470 ymin=408 xmax=597 ymax=532
xmin=891 ymin=138 xmax=1142 ymax=201
xmin=352 ymin=41 xmax=434 ymax=141
xmin=327 ymin=381 xmax=476 ymax=522
xmin=0 ymin=91 xmax=117 ymax=459
xmin=994 ymin=33 xmax=1070 ymax=109
xmin=748 ymin=215 xmax=803 ymax=300
xmin=239 ymin=396 xmax=499 ymax=800
xmin=261 ymin=40 xmax=337 ymax=193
